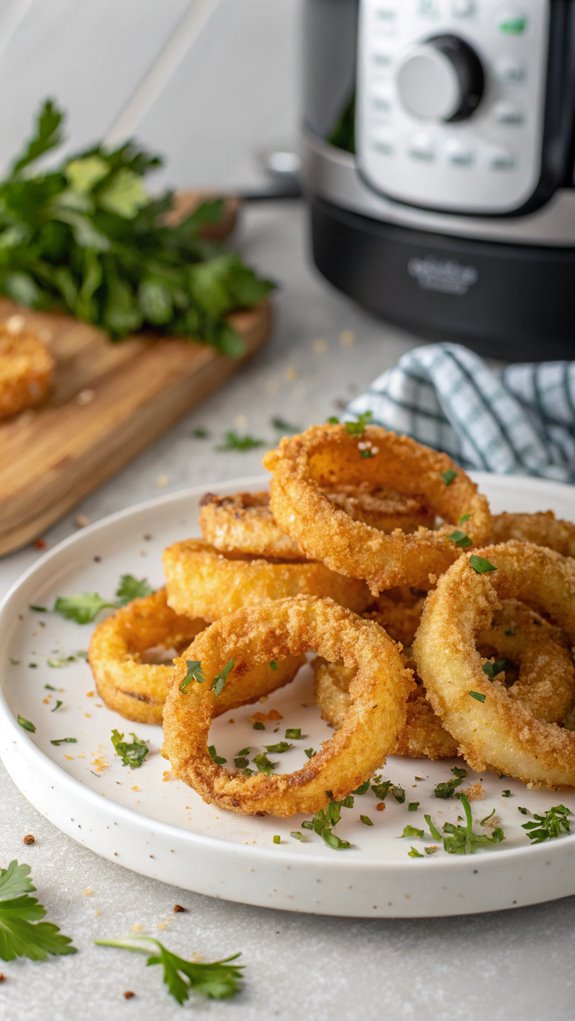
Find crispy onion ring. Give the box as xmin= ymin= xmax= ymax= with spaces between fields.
xmin=315 ymin=598 xmax=575 ymax=759
xmin=163 ymin=540 xmax=370 ymax=620
xmin=89 ymin=588 xmax=302 ymax=724
xmin=199 ymin=487 xmax=434 ymax=559
xmin=163 ymin=596 xmax=413 ymax=816
xmin=413 ymin=542 xmax=575 ymax=787
xmin=314 ymin=658 xmax=458 ymax=760
xmin=492 ymin=511 xmax=575 ymax=557
xmin=366 ymin=588 xmax=427 ymax=647
xmin=0 ymin=325 xmax=54 ymax=419
xmin=264 ymin=424 xmax=491 ymax=593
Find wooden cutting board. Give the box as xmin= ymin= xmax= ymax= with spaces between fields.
xmin=0 ymin=195 xmax=272 ymax=556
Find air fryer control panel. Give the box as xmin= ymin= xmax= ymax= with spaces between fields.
xmin=356 ymin=0 xmax=551 ymax=214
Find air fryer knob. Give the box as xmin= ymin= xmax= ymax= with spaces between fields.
xmin=395 ymin=34 xmax=485 ymax=122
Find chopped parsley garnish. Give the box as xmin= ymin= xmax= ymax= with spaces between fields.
xmin=253 ymin=721 xmax=266 ymax=731
xmin=269 ymin=660 xmax=278 ymax=671
xmin=502 ymin=789 xmax=512 ymax=797
xmin=53 ymin=575 xmax=153 ymax=624
xmin=425 ymin=846 xmax=439 ymax=855
xmin=442 ymin=794 xmax=505 ymax=855
xmin=408 ymin=847 xmax=424 ymax=858
xmin=442 ymin=469 xmax=457 ymax=486
xmin=50 ymin=737 xmax=77 ymax=746
xmin=111 ymin=730 xmax=149 ymax=769
xmin=469 ymin=555 xmax=497 ymax=575
xmin=51 ymin=700 xmax=63 ymax=712
xmin=0 ymin=860 xmax=76 ymax=962
xmin=252 ymin=752 xmax=277 ymax=775
xmin=340 ymin=795 xmax=354 ymax=808
xmin=353 ymin=780 xmax=371 ymax=796
xmin=47 ymin=652 xmax=85 ymax=668
xmin=29 ymin=605 xmax=47 ymax=612
xmin=483 ymin=659 xmax=508 ymax=680
xmin=208 ymin=745 xmax=227 ymax=766
xmin=408 ymin=802 xmax=420 ymax=812
xmin=265 ymin=741 xmax=293 ymax=754
xmin=191 ymin=426 xmax=209 ymax=439
xmin=469 ymin=690 xmax=486 ymax=703
xmin=95 ymin=937 xmax=243 ymax=1004
xmin=371 ymin=778 xmax=405 ymax=803
xmin=344 ymin=411 xmax=373 ymax=436
xmin=216 ymin=431 xmax=265 ymax=452
xmin=44 ymin=684 xmax=57 ymax=691
xmin=17 ymin=715 xmax=36 ymax=733
xmin=448 ymin=529 xmax=472 ymax=549
xmin=179 ymin=659 xmax=206 ymax=693
xmin=434 ymin=767 xmax=467 ymax=799
xmin=359 ymin=448 xmax=376 ymax=459
xmin=424 ymin=815 xmax=443 ymax=842
xmin=459 ymin=513 xmax=471 ymax=524
xmin=272 ymin=835 xmax=281 ymax=845
xmin=234 ymin=757 xmax=250 ymax=769
xmin=401 ymin=825 xmax=424 ymax=839
xmin=518 ymin=806 xmax=530 ymax=816
xmin=211 ymin=658 xmax=234 ymax=696
xmin=301 ymin=798 xmax=352 ymax=850
xmin=271 ymin=417 xmax=300 ymax=434
xmin=521 ymin=804 xmax=572 ymax=843
xmin=290 ymin=831 xmax=305 ymax=842
xmin=285 ymin=728 xmax=302 ymax=740
xmin=326 ymin=415 xmax=340 ymax=424
xmin=304 ymin=747 xmax=316 ymax=759
xmin=360 ymin=815 xmax=373 ymax=827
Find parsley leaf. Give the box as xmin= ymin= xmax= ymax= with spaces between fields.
xmin=448 ymin=529 xmax=472 ymax=549
xmin=434 ymin=767 xmax=467 ymax=799
xmin=0 ymin=861 xmax=76 ymax=962
xmin=344 ymin=411 xmax=373 ymax=436
xmin=271 ymin=417 xmax=300 ymax=434
xmin=211 ymin=658 xmax=234 ymax=696
xmin=115 ymin=574 xmax=153 ymax=605
xmin=54 ymin=593 xmax=116 ymax=624
xmin=442 ymin=794 xmax=505 ymax=855
xmin=95 ymin=937 xmax=243 ymax=1004
xmin=1 ymin=101 xmax=272 ymax=353
xmin=252 ymin=752 xmax=277 ymax=775
xmin=522 ymin=804 xmax=572 ymax=843
xmin=17 ymin=715 xmax=36 ymax=733
xmin=179 ymin=659 xmax=206 ymax=693
xmin=301 ymin=797 xmax=352 ymax=850
xmin=216 ymin=431 xmax=265 ymax=452
xmin=111 ymin=730 xmax=149 ymax=769
xmin=469 ymin=555 xmax=497 ymax=575
xmin=483 ymin=659 xmax=508 ymax=680
xmin=442 ymin=469 xmax=457 ymax=486
xmin=469 ymin=690 xmax=487 ymax=703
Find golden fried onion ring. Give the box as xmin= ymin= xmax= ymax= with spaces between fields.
xmin=199 ymin=487 xmax=434 ymax=560
xmin=413 ymin=542 xmax=575 ymax=787
xmin=89 ymin=588 xmax=302 ymax=724
xmin=264 ymin=424 xmax=492 ymax=593
xmin=163 ymin=540 xmax=370 ymax=621
xmin=492 ymin=511 xmax=575 ymax=558
xmin=0 ymin=325 xmax=54 ymax=419
xmin=163 ymin=596 xmax=413 ymax=816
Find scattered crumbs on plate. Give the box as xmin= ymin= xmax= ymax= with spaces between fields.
xmin=76 ymin=388 xmax=95 ymax=406
xmin=173 ymin=904 xmax=186 ymax=913
xmin=22 ymin=834 xmax=35 ymax=845
xmin=163 ymin=770 xmax=175 ymax=782
xmin=82 ymin=888 xmax=93 ymax=897
xmin=130 ymin=922 xmax=144 ymax=934
xmin=312 ymin=337 xmax=328 ymax=354
xmin=131 ymin=785 xmax=141 ymax=792
xmin=250 ymin=709 xmax=283 ymax=723
xmin=91 ymin=755 xmax=109 ymax=774
xmin=339 ymin=329 xmax=356 ymax=347
xmin=156 ymin=474 xmax=170 ymax=488
xmin=463 ymin=782 xmax=485 ymax=801
xmin=376 ymin=803 xmax=386 ymax=812
xmin=284 ymin=365 xmax=300 ymax=382
xmin=74 ymin=514 xmax=91 ymax=529
xmin=234 ymin=413 xmax=248 ymax=429
xmin=64 ymin=754 xmax=75 ymax=761
xmin=227 ymin=717 xmax=236 ymax=725
xmin=86 ymin=691 xmax=95 ymax=698
xmin=33 ymin=538 xmax=47 ymax=550
xmin=84 ymin=713 xmax=92 ymax=719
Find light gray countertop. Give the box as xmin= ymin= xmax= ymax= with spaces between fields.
xmin=1 ymin=200 xmax=574 ymax=1021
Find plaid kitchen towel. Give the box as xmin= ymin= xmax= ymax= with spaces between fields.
xmin=346 ymin=343 xmax=575 ymax=484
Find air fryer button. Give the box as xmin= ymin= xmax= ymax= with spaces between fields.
xmin=445 ymin=142 xmax=474 ymax=166
xmin=373 ymin=51 xmax=394 ymax=71
xmin=496 ymin=58 xmax=527 ymax=84
xmin=496 ymin=9 xmax=528 ymax=36
xmin=493 ymin=102 xmax=524 ymax=126
xmin=417 ymin=0 xmax=441 ymax=18
xmin=452 ymin=0 xmax=475 ymax=16
xmin=372 ymin=88 xmax=393 ymax=114
xmin=489 ymin=150 xmax=516 ymax=171
xmin=372 ymin=132 xmax=395 ymax=156
xmin=408 ymin=135 xmax=436 ymax=162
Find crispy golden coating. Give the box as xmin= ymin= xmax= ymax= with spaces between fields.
xmin=366 ymin=588 xmax=427 ymax=647
xmin=314 ymin=658 xmax=459 ymax=760
xmin=199 ymin=487 xmax=434 ymax=559
xmin=413 ymin=542 xmax=575 ymax=788
xmin=163 ymin=596 xmax=413 ymax=816
xmin=163 ymin=540 xmax=371 ymax=621
xmin=0 ymin=325 xmax=54 ymax=419
xmin=264 ymin=424 xmax=492 ymax=594
xmin=89 ymin=588 xmax=302 ymax=724
xmin=492 ymin=511 xmax=575 ymax=558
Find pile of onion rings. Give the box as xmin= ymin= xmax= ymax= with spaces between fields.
xmin=85 ymin=419 xmax=575 ymax=817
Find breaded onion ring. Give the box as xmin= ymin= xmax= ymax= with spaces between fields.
xmin=0 ymin=325 xmax=54 ymax=419
xmin=264 ymin=424 xmax=491 ymax=593
xmin=199 ymin=487 xmax=434 ymax=559
xmin=366 ymin=588 xmax=427 ymax=647
xmin=413 ymin=542 xmax=575 ymax=788
xmin=163 ymin=540 xmax=370 ymax=621
xmin=314 ymin=658 xmax=459 ymax=760
xmin=89 ymin=588 xmax=302 ymax=724
xmin=315 ymin=598 xmax=575 ymax=759
xmin=492 ymin=511 xmax=575 ymax=558
xmin=163 ymin=596 xmax=413 ymax=816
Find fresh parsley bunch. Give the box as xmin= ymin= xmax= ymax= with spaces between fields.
xmin=0 ymin=861 xmax=76 ymax=962
xmin=0 ymin=100 xmax=273 ymax=354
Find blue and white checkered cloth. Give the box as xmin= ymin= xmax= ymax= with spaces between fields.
xmin=346 ymin=343 xmax=575 ymax=484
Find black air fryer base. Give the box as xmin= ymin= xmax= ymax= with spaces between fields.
xmin=309 ymin=197 xmax=575 ymax=362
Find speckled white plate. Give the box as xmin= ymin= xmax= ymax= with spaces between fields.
xmin=1 ymin=473 xmax=575 ymax=918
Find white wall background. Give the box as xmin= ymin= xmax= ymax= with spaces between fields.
xmin=0 ymin=0 xmax=301 ymax=191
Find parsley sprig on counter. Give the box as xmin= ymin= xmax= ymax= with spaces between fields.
xmin=95 ymin=937 xmax=244 ymax=1005
xmin=0 ymin=100 xmax=273 ymax=354
xmin=0 ymin=861 xmax=76 ymax=962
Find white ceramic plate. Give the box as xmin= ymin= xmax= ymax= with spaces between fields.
xmin=1 ymin=473 xmax=575 ymax=919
